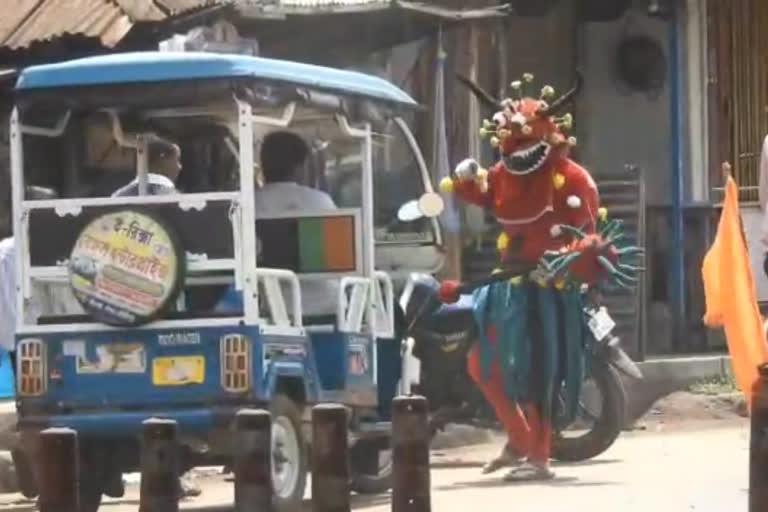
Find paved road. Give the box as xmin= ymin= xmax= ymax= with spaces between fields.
xmin=0 ymin=420 xmax=750 ymax=511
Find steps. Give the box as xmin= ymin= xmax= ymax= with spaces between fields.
xmin=594 ymin=171 xmax=647 ymax=360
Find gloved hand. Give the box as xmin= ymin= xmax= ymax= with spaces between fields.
xmin=454 ymin=158 xmax=480 ymax=180
xmin=438 ymin=280 xmax=462 ymax=304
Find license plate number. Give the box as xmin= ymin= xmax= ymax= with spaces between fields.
xmin=588 ymin=307 xmax=615 ymax=341
xmin=152 ymin=356 xmax=205 ymax=386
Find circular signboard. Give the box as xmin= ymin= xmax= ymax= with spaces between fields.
xmin=68 ymin=210 xmax=185 ymax=326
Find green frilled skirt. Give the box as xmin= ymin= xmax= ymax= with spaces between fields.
xmin=472 ymin=280 xmax=587 ymax=425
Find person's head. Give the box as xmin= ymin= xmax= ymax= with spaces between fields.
xmin=149 ymin=140 xmax=182 ymax=182
xmin=260 ymin=131 xmax=310 ymax=184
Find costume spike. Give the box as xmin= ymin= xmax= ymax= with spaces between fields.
xmin=543 ymin=253 xmax=568 ymax=268
xmin=558 ymin=224 xmax=587 ymax=240
xmin=611 ymin=277 xmax=633 ymax=290
xmin=618 ymin=263 xmax=645 ymax=273
xmin=555 ymin=113 xmax=574 ymax=131
xmin=597 ymin=255 xmax=617 ymax=273
xmin=606 ymin=233 xmax=625 ymax=244
xmin=553 ymin=253 xmax=580 ymax=274
xmin=510 ymin=80 xmax=523 ymax=100
xmin=599 ymin=256 xmax=638 ymax=283
xmin=553 ymin=173 xmax=566 ymax=190
xmin=600 ymin=219 xmax=622 ymax=237
xmin=617 ymin=246 xmax=644 ymax=256
xmin=522 ymin=73 xmax=535 ymax=97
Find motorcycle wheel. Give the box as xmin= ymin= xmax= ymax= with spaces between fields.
xmin=551 ymin=359 xmax=627 ymax=462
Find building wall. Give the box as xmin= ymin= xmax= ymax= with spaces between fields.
xmin=577 ymin=11 xmax=673 ymax=204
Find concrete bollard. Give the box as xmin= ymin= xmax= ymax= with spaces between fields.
xmin=38 ymin=427 xmax=79 ymax=512
xmin=311 ymin=403 xmax=350 ymax=512
xmin=234 ymin=409 xmax=273 ymax=512
xmin=392 ymin=395 xmax=431 ymax=512
xmin=139 ymin=418 xmax=180 ymax=512
xmin=750 ymin=364 xmax=768 ymax=511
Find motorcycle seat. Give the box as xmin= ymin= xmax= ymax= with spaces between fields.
xmin=435 ymin=294 xmax=474 ymax=317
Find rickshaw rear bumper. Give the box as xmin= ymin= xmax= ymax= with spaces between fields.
xmin=18 ymin=407 xmax=245 ymax=437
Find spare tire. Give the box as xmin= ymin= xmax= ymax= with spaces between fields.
xmin=68 ymin=209 xmax=185 ymax=326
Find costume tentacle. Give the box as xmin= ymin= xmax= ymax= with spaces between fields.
xmin=558 ymin=224 xmax=587 ymax=240
xmin=597 ymin=255 xmax=639 ymax=283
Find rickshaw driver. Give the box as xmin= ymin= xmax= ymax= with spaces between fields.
xmin=111 ymin=139 xmax=182 ymax=196
xmin=109 ymin=137 xmax=202 ymax=499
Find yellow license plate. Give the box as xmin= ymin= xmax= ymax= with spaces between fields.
xmin=152 ymin=356 xmax=205 ymax=386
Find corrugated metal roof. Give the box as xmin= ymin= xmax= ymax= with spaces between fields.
xmin=277 ymin=0 xmax=387 ymax=5
xmin=0 ymin=0 xmax=227 ymax=51
xmin=154 ymin=0 xmax=226 ymax=15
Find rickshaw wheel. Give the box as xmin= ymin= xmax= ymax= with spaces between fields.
xmin=270 ymin=395 xmax=307 ymax=512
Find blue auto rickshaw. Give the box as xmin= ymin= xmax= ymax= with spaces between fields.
xmin=9 ymin=51 xmax=444 ymax=511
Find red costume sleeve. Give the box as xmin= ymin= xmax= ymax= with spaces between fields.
xmin=560 ymin=160 xmax=600 ymax=234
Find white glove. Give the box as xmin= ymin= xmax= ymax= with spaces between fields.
xmin=454 ymin=158 xmax=479 ymax=181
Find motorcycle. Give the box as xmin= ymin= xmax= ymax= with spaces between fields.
xmin=397 ymin=270 xmax=643 ymax=462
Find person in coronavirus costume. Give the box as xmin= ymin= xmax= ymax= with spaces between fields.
xmin=437 ymin=72 xmax=642 ymax=480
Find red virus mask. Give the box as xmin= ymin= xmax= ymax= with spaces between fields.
xmin=477 ymin=73 xmax=581 ymax=175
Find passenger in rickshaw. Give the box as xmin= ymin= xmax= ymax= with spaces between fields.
xmin=218 ymin=130 xmax=340 ymax=319
xmin=255 ymin=131 xmax=336 ymax=214
xmin=111 ymin=139 xmax=182 ymax=197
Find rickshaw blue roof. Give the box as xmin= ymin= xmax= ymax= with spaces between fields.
xmin=15 ymin=52 xmax=417 ymax=106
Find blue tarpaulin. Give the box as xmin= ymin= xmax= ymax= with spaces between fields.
xmin=0 ymin=349 xmax=14 ymax=399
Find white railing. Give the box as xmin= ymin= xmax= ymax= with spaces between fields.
xmin=337 ymin=272 xmax=395 ymax=338
xmin=254 ymin=268 xmax=303 ymax=335
xmin=338 ymin=276 xmax=371 ymax=333
xmin=374 ymin=271 xmax=395 ymax=339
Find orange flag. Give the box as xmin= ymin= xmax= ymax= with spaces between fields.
xmin=702 ymin=175 xmax=768 ymax=410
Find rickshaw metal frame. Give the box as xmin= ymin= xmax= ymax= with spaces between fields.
xmin=10 ymin=86 xmax=397 ymax=340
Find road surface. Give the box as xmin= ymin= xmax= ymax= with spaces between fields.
xmin=0 ymin=419 xmax=749 ymax=511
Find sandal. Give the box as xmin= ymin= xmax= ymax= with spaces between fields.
xmin=502 ymin=461 xmax=555 ymax=482
xmin=482 ymin=445 xmax=526 ymax=475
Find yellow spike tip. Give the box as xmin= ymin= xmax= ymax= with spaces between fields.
xmin=553 ymin=173 xmax=566 ymax=190
xmin=497 ymin=232 xmax=510 ymax=251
